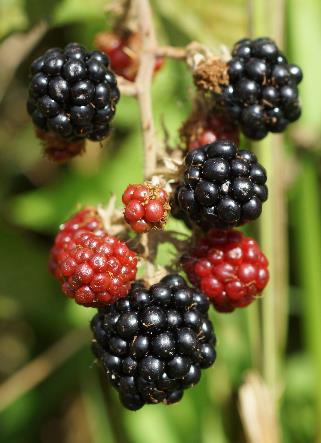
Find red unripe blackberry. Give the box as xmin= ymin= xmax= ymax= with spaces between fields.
xmin=49 ymin=208 xmax=138 ymax=307
xmin=49 ymin=207 xmax=104 ymax=276
xmin=27 ymin=43 xmax=120 ymax=161
xmin=94 ymin=31 xmax=164 ymax=82
xmin=122 ymin=183 xmax=170 ymax=233
xmin=181 ymin=112 xmax=240 ymax=150
xmin=182 ymin=229 xmax=269 ymax=312
xmin=91 ymin=274 xmax=216 ymax=410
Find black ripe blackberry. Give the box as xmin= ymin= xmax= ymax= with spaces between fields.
xmin=216 ymin=37 xmax=302 ymax=140
xmin=27 ymin=43 xmax=119 ymax=160
xmin=172 ymin=140 xmax=268 ymax=230
xmin=90 ymin=274 xmax=216 ymax=410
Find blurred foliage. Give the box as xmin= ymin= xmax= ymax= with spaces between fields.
xmin=0 ymin=0 xmax=320 ymax=442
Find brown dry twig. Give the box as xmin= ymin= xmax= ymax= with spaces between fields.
xmin=0 ymin=328 xmax=89 ymax=413
xmin=239 ymin=372 xmax=281 ymax=443
xmin=108 ymin=1 xmax=219 ymax=276
xmin=0 ymin=22 xmax=48 ymax=102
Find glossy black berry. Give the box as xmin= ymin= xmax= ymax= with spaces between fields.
xmin=252 ymin=38 xmax=278 ymax=61
xmin=122 ymin=357 xmax=137 ymax=375
xmin=139 ymin=356 xmax=164 ymax=381
xmin=213 ymin=37 xmax=303 ymax=139
xmin=48 ymin=113 xmax=73 ymax=137
xmin=30 ymin=56 xmax=45 ymax=74
xmin=164 ymin=390 xmax=183 ymax=405
xmin=130 ymin=335 xmax=149 ymax=359
xmin=70 ymin=105 xmax=94 ymax=126
xmin=70 ymin=80 xmax=95 ymax=105
xmin=288 ymin=64 xmax=303 ymax=84
xmin=207 ymin=139 xmax=237 ymax=159
xmin=167 ymin=310 xmax=183 ymax=329
xmin=172 ymin=141 xmax=268 ymax=229
xmin=236 ymin=78 xmax=260 ymax=103
xmin=48 ymin=77 xmax=69 ymax=104
xmin=116 ymin=312 xmax=139 ymax=339
xmin=195 ymin=181 xmax=219 ymax=206
xmin=181 ymin=364 xmax=201 ymax=387
xmin=151 ymin=332 xmax=176 ymax=359
xmin=90 ymin=275 xmax=216 ymax=410
xmin=262 ymin=86 xmax=279 ymax=106
xmin=198 ymin=344 xmax=216 ymax=369
xmin=87 ymin=50 xmax=109 ymax=66
xmin=241 ymin=196 xmax=262 ymax=221
xmin=177 ymin=328 xmax=199 ymax=356
xmin=150 ymin=285 xmax=172 ymax=305
xmin=174 ymin=288 xmax=193 ymax=308
xmin=27 ymin=42 xmax=119 ymax=145
xmin=202 ymin=158 xmax=230 ymax=182
xmin=32 ymin=111 xmax=46 ymax=130
xmin=140 ymin=306 xmax=166 ymax=334
xmin=93 ymin=105 xmax=114 ymax=124
xmin=94 ymin=83 xmax=111 ymax=109
xmin=241 ymin=105 xmax=267 ymax=140
xmin=167 ymin=356 xmax=191 ymax=378
xmin=228 ymin=58 xmax=244 ymax=81
xmin=30 ymin=73 xmax=48 ymax=96
xmin=43 ymin=54 xmax=64 ymax=75
xmin=245 ymin=58 xmax=269 ymax=82
xmin=38 ymin=95 xmax=60 ymax=117
xmin=120 ymin=393 xmax=144 ymax=411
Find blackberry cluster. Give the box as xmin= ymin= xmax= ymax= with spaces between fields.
xmin=172 ymin=140 xmax=268 ymax=230
xmin=217 ymin=37 xmax=302 ymax=139
xmin=27 ymin=43 xmax=119 ymax=143
xmin=49 ymin=208 xmax=138 ymax=307
xmin=91 ymin=274 xmax=216 ymax=410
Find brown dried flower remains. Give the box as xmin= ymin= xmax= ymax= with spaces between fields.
xmin=193 ymin=58 xmax=229 ymax=94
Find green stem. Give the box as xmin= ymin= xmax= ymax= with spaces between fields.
xmin=290 ymin=154 xmax=321 ymax=438
xmin=257 ymin=138 xmax=280 ymax=394
xmin=251 ymin=0 xmax=288 ymax=404
xmin=246 ymin=302 xmax=261 ymax=371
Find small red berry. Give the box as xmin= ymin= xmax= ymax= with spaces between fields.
xmin=180 ymin=111 xmax=240 ymax=151
xmin=94 ymin=31 xmax=164 ymax=82
xmin=122 ymin=183 xmax=170 ymax=233
xmin=124 ymin=200 xmax=145 ymax=222
xmin=133 ymin=185 xmax=149 ymax=202
xmin=157 ymin=188 xmax=168 ymax=203
xmin=131 ymin=219 xmax=152 ymax=233
xmin=144 ymin=201 xmax=165 ymax=223
xmin=182 ymin=229 xmax=269 ymax=312
xmin=122 ymin=185 xmax=136 ymax=204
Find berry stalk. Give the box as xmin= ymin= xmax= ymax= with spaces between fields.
xmin=134 ymin=0 xmax=158 ymax=178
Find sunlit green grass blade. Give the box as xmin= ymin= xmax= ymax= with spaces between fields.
xmin=290 ymin=155 xmax=321 ymax=433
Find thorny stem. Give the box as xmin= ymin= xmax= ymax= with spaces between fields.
xmin=125 ymin=0 xmax=159 ymax=278
xmin=113 ymin=2 xmax=215 ymax=278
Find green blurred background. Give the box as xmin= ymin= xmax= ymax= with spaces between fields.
xmin=0 ymin=0 xmax=321 ymax=442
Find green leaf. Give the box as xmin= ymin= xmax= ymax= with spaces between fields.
xmin=10 ymin=129 xmax=143 ymax=233
xmin=0 ymin=0 xmax=28 ymax=39
xmin=155 ymin=0 xmax=247 ymax=47
xmin=287 ymin=0 xmax=321 ymax=135
xmin=52 ymin=0 xmax=107 ymax=26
